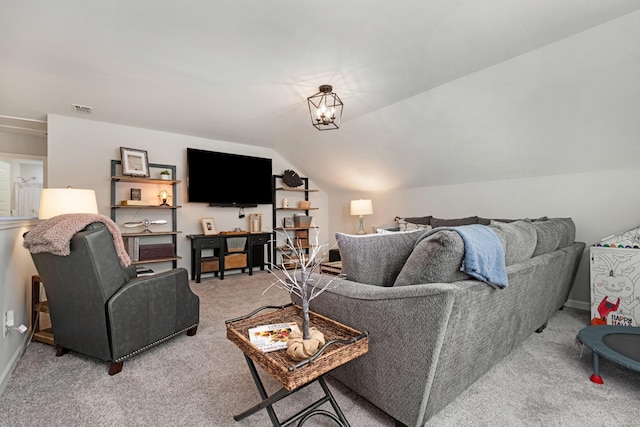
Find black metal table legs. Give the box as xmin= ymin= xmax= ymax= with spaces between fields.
xmin=234 ymin=354 xmax=349 ymax=427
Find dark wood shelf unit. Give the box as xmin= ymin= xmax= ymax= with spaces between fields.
xmin=31 ymin=275 xmax=54 ymax=345
xmin=273 ymin=187 xmax=319 ymax=192
xmin=111 ymin=205 xmax=182 ymax=209
xmin=110 ymin=160 xmax=180 ymax=269
xmin=122 ymin=231 xmax=181 ymax=237
xmin=271 ymin=174 xmax=317 ymax=269
xmin=274 ymin=227 xmax=315 ymax=231
xmin=131 ymin=256 xmax=182 ymax=266
xmin=111 ymin=175 xmax=181 ymax=185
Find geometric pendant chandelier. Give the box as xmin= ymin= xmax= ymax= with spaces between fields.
xmin=307 ymin=84 xmax=343 ymax=130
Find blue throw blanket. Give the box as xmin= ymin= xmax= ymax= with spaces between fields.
xmin=417 ymin=224 xmax=508 ymax=288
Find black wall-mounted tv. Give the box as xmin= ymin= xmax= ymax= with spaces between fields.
xmin=187 ymin=148 xmax=273 ymax=207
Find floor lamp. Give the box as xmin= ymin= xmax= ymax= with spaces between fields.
xmin=39 ymin=187 xmax=99 ymax=219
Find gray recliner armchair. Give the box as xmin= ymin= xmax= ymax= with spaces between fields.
xmin=26 ymin=222 xmax=200 ymax=375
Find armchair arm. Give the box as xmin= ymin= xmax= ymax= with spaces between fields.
xmin=107 ymin=268 xmax=199 ymax=360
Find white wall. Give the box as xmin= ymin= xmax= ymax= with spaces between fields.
xmin=46 ymin=115 xmax=329 ymax=270
xmin=0 ymin=131 xmax=46 ymax=157
xmin=0 ymin=129 xmax=45 ymax=394
xmin=328 ymin=168 xmax=640 ymax=309
xmin=0 ymin=218 xmax=38 ymax=394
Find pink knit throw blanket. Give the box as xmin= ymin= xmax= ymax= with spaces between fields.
xmin=23 ymin=213 xmax=132 ymax=267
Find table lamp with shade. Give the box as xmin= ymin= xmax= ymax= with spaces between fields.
xmin=39 ymin=187 xmax=99 ymax=219
xmin=350 ymin=199 xmax=373 ymax=235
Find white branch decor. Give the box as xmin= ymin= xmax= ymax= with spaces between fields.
xmin=265 ymin=227 xmax=343 ymax=341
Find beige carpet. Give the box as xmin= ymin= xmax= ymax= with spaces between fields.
xmin=1 ymin=271 xmax=639 ymax=426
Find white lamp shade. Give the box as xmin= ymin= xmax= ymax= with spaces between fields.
xmin=350 ymin=199 xmax=373 ymax=216
xmin=39 ymin=188 xmax=99 ymax=219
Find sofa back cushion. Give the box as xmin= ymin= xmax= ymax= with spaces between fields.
xmin=399 ymin=215 xmax=432 ymax=225
xmin=336 ymin=231 xmax=422 ymax=286
xmin=531 ymin=218 xmax=576 ymax=256
xmin=556 ymin=218 xmax=576 ymax=248
xmin=489 ymin=220 xmax=537 ymax=265
xmin=393 ymin=230 xmax=471 ymax=286
xmin=430 ymin=216 xmax=479 ymax=228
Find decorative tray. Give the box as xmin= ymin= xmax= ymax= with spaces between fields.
xmin=226 ymin=304 xmax=368 ymax=390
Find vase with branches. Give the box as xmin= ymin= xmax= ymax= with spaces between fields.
xmin=266 ymin=227 xmax=343 ymax=360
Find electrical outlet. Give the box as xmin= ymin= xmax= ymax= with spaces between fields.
xmin=3 ymin=310 xmax=14 ymax=338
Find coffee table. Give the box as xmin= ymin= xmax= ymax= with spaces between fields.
xmin=225 ymin=303 xmax=368 ymax=426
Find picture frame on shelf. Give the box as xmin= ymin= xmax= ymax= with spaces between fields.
xmin=202 ymin=218 xmax=217 ymax=235
xmin=120 ymin=147 xmax=150 ymax=177
xmin=283 ymin=217 xmax=294 ymax=228
xmin=130 ymin=188 xmax=142 ymax=200
xmin=250 ymin=213 xmax=262 ymax=233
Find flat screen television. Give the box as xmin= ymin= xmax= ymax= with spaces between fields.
xmin=187 ymin=148 xmax=273 ymax=207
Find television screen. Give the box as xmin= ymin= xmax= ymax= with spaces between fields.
xmin=187 ymin=148 xmax=273 ymax=206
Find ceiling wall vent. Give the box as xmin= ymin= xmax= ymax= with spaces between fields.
xmin=72 ymin=104 xmax=93 ymax=114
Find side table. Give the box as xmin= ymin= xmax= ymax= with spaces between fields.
xmin=31 ymin=275 xmax=54 ymax=345
xmin=226 ymin=304 xmax=368 ymax=427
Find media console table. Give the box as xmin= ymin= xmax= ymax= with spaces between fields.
xmin=187 ymin=232 xmax=272 ymax=283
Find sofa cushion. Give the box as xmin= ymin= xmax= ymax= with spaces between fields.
xmin=489 ymin=220 xmax=537 ymax=265
xmin=336 ymin=231 xmax=423 ymax=287
xmin=430 ymin=216 xmax=479 ymax=228
xmin=394 ymin=230 xmax=471 ymax=286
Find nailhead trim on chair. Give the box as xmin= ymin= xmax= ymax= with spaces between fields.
xmin=114 ymin=323 xmax=199 ymax=362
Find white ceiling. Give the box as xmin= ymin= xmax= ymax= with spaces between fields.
xmin=2 ymin=1 xmax=640 ymax=192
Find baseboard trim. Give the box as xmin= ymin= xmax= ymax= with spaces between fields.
xmin=564 ymin=299 xmax=590 ymax=311
xmin=0 ymin=334 xmax=29 ymax=396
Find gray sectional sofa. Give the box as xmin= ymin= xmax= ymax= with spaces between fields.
xmin=300 ymin=216 xmax=585 ymax=427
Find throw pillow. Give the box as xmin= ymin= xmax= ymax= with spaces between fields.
xmin=373 ymin=223 xmax=400 ymax=233
xmin=396 ymin=218 xmax=432 ymax=232
xmin=430 ymin=216 xmax=479 ymax=228
xmin=394 ymin=230 xmax=470 ymax=286
xmin=375 ymin=228 xmax=395 ymax=234
xmin=489 ymin=220 xmax=537 ymax=265
xmin=336 ymin=231 xmax=423 ymax=287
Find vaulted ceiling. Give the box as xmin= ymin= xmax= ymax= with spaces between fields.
xmin=2 ymin=1 xmax=640 ymax=192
